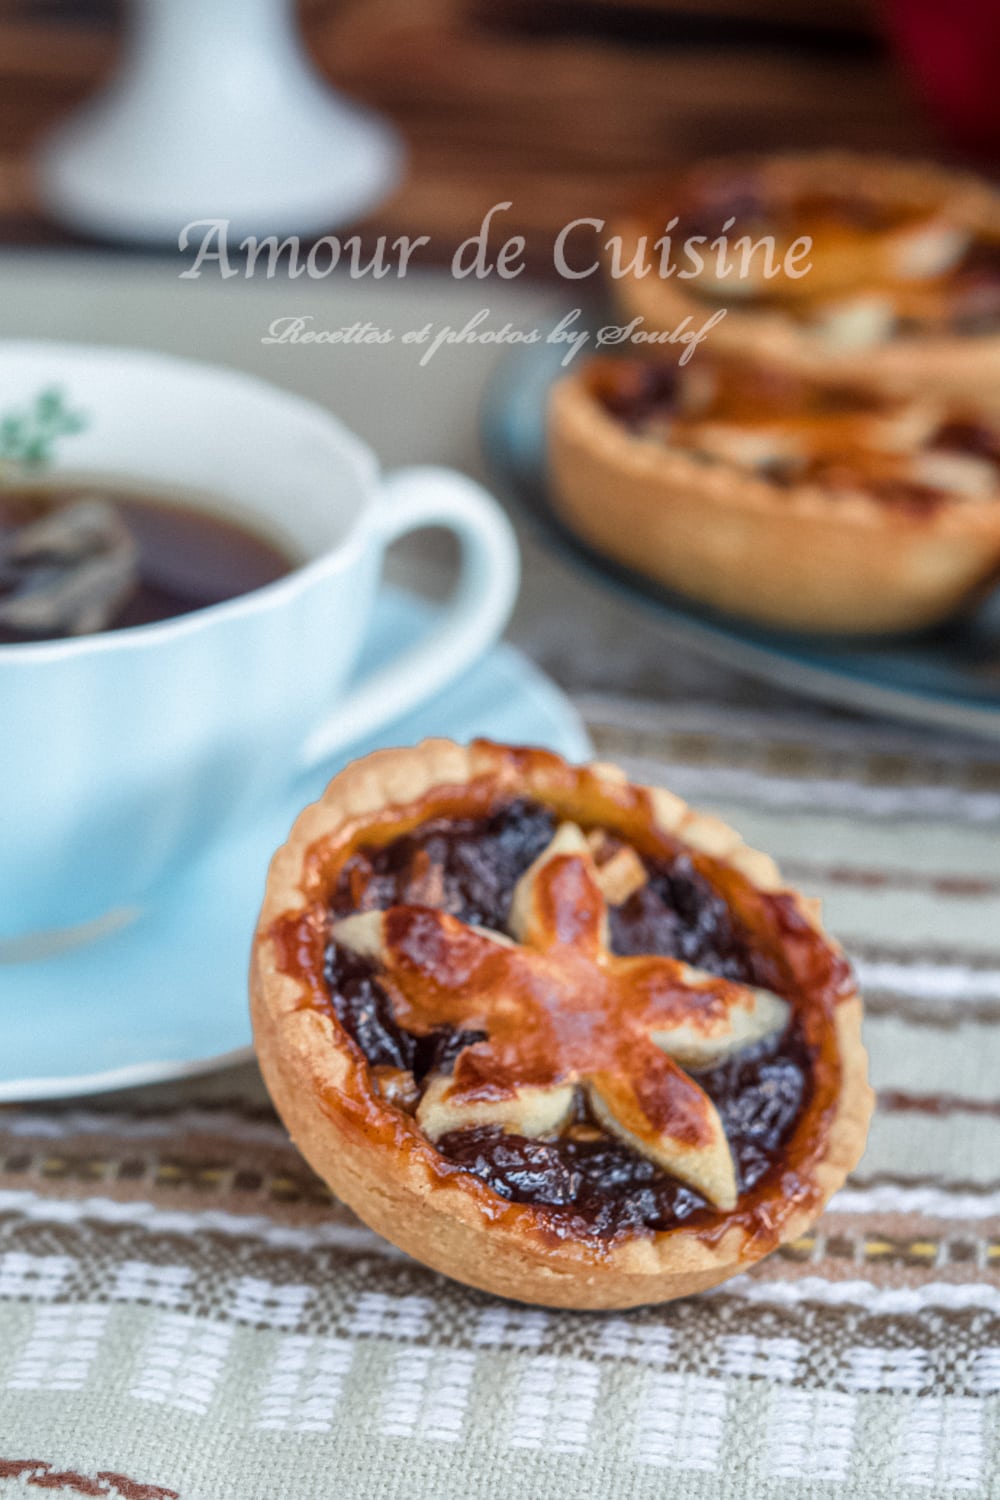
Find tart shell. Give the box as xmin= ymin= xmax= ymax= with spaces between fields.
xmin=250 ymin=739 xmax=874 ymax=1309
xmin=612 ymin=152 xmax=1000 ymax=404
xmin=547 ymin=369 xmax=1000 ymax=634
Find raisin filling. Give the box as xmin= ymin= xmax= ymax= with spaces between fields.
xmin=590 ymin=357 xmax=1000 ymax=515
xmin=323 ymin=799 xmax=811 ymax=1237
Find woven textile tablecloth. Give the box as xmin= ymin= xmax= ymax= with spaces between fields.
xmin=1 ymin=696 xmax=998 ymax=1500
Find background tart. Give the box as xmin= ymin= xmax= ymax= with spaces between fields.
xmin=611 ymin=152 xmax=1000 ymax=404
xmin=547 ymin=354 xmax=1000 ymax=634
xmin=251 ymin=739 xmax=873 ymax=1310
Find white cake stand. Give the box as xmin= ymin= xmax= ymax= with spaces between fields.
xmin=35 ymin=0 xmax=403 ymax=244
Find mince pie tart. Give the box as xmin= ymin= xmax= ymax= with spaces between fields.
xmin=612 ymin=153 xmax=1000 ymax=402
xmin=251 ymin=740 xmax=872 ymax=1308
xmin=548 ymin=353 xmax=1000 ymax=633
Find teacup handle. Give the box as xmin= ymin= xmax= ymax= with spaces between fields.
xmin=299 ymin=466 xmax=520 ymax=770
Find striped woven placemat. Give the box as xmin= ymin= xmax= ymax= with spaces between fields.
xmin=1 ymin=697 xmax=997 ymax=1499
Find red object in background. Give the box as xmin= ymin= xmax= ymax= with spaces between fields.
xmin=882 ymin=0 xmax=1000 ymax=160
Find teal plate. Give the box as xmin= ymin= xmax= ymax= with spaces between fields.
xmin=0 ymin=587 xmax=591 ymax=1100
xmin=482 ymin=334 xmax=1000 ymax=740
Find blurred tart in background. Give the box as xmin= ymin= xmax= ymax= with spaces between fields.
xmin=547 ymin=354 xmax=1000 ymax=634
xmin=611 ymin=153 xmax=1000 ymax=403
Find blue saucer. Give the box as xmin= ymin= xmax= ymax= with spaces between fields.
xmin=482 ymin=333 xmax=1000 ymax=740
xmin=0 ymin=588 xmax=591 ymax=1100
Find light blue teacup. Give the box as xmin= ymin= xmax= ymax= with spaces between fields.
xmin=0 ymin=342 xmax=519 ymax=947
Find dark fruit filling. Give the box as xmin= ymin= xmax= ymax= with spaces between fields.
xmin=324 ymin=798 xmax=811 ymax=1236
xmin=332 ymin=798 xmax=557 ymax=930
xmin=437 ymin=1027 xmax=808 ymax=1239
xmin=590 ymin=362 xmax=678 ymax=431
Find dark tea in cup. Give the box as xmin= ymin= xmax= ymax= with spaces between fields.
xmin=0 ymin=483 xmax=295 ymax=644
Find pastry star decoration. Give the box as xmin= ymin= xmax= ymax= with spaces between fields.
xmin=331 ymin=824 xmax=790 ymax=1209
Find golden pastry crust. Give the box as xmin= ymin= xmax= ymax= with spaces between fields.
xmin=251 ymin=739 xmax=873 ymax=1309
xmin=547 ymin=365 xmax=1000 ymax=634
xmin=612 ymin=152 xmax=1000 ymax=403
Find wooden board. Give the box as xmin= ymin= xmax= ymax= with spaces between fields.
xmin=0 ymin=0 xmax=936 ymax=261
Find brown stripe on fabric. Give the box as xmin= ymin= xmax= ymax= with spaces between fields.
xmin=861 ymin=993 xmax=1000 ymax=1025
xmin=780 ymin=1223 xmax=1000 ymax=1272
xmin=587 ymin=718 xmax=1000 ymax=793
xmin=96 ymin=1476 xmax=179 ymax=1500
xmin=847 ymin=1170 xmax=1000 ymax=1193
xmin=780 ymin=860 xmax=1000 ymax=900
xmin=0 ymin=1143 xmax=337 ymax=1221
xmin=0 ymin=1099 xmax=279 ymax=1128
xmin=0 ymin=1122 xmax=287 ymax=1152
xmin=0 ymin=1463 xmax=178 ymax=1500
xmin=754 ymin=1249 xmax=1000 ymax=1288
xmin=850 ymin=940 xmax=1000 ymax=971
xmin=879 ymin=1091 xmax=1000 ymax=1119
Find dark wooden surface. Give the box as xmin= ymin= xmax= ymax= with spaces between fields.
xmin=0 ymin=0 xmax=938 ymax=260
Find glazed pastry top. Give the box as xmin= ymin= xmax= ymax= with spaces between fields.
xmin=265 ymin=748 xmax=855 ymax=1246
xmin=584 ymin=355 xmax=1000 ymax=510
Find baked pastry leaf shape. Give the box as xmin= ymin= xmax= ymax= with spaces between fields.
xmin=332 ymin=822 xmax=788 ymax=1210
